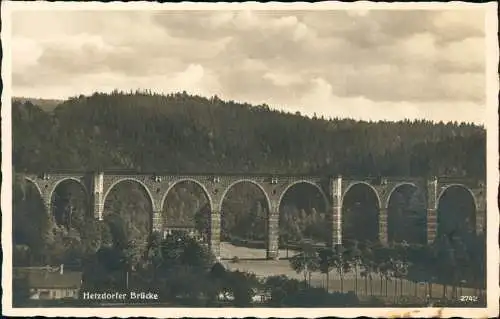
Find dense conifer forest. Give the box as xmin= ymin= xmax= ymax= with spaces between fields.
xmin=13 ymin=91 xmax=485 ymax=177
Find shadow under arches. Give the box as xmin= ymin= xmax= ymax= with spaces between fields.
xmin=103 ymin=178 xmax=155 ymax=212
xmin=277 ymin=180 xmax=330 ymax=248
xmin=341 ymin=181 xmax=381 ymax=245
xmin=160 ymin=178 xmax=214 ymax=213
xmin=436 ymin=184 xmax=477 ymax=241
xmin=160 ymin=178 xmax=214 ymax=242
xmin=50 ymin=178 xmax=91 ymax=227
xmin=386 ymin=182 xmax=426 ymax=244
xmin=218 ymin=179 xmax=272 ymax=259
xmin=102 ymin=178 xmax=156 ymax=244
xmin=48 ymin=177 xmax=90 ymax=208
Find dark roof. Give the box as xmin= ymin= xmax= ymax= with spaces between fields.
xmin=15 ymin=268 xmax=82 ymax=289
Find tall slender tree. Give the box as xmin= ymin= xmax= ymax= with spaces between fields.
xmin=318 ymin=248 xmax=335 ymax=292
xmin=332 ymin=244 xmax=351 ymax=293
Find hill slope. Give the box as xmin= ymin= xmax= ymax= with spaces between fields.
xmin=12 ymin=91 xmax=485 ymax=178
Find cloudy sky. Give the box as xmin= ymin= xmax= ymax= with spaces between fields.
xmin=11 ymin=8 xmax=488 ymax=123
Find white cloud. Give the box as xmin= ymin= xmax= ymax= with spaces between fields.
xmin=263 ymin=71 xmax=303 ymax=87
xmin=440 ymin=37 xmax=485 ymax=71
xmin=398 ymin=32 xmax=438 ymax=61
xmin=172 ymin=64 xmax=205 ymax=89
xmin=10 ymin=8 xmax=488 ymax=124
xmin=11 ymin=36 xmax=43 ymax=73
xmin=294 ymin=79 xmax=484 ymax=123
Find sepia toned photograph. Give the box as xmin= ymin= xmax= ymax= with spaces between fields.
xmin=2 ymin=1 xmax=498 ymax=317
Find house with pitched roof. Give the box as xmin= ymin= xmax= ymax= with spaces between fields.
xmin=14 ymin=265 xmax=82 ymax=300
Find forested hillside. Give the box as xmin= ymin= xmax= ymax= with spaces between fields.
xmin=12 ymin=90 xmax=485 ymax=177
xmin=12 ymin=91 xmax=485 ymax=267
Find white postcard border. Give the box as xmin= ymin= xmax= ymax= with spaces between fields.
xmin=2 ymin=1 xmax=498 ymax=318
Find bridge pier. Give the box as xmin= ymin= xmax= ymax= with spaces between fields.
xmin=330 ymin=206 xmax=342 ymax=247
xmin=472 ymin=187 xmax=486 ymax=236
xmin=92 ymin=172 xmax=104 ymax=220
xmin=476 ymin=209 xmax=486 ymax=235
xmin=426 ymin=178 xmax=438 ymax=244
xmin=209 ymin=210 xmax=221 ymax=259
xmin=426 ymin=208 xmax=437 ymax=244
xmin=42 ymin=198 xmax=52 ymax=220
xmin=329 ymin=176 xmax=342 ymax=247
xmin=266 ymin=208 xmax=279 ymax=260
xmin=378 ymin=208 xmax=388 ymax=245
xmin=152 ymin=210 xmax=162 ymax=233
xmin=92 ymin=200 xmax=104 ymax=220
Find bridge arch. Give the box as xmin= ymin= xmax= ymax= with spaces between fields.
xmin=218 ymin=179 xmax=271 ymax=213
xmin=341 ymin=181 xmax=381 ymax=244
xmin=386 ymin=182 xmax=426 ymax=244
xmin=278 ymin=180 xmax=329 ymax=210
xmin=342 ymin=181 xmax=381 ymax=209
xmin=278 ymin=180 xmax=330 ymax=246
xmin=48 ymin=177 xmax=89 ymax=206
xmin=161 ymin=178 xmax=213 ymax=212
xmin=436 ymin=183 xmax=477 ymax=239
xmin=103 ymin=178 xmax=155 ymax=212
xmin=385 ymin=182 xmax=418 ymax=209
xmin=437 ymin=184 xmax=478 ymax=211
xmin=219 ymin=179 xmax=272 ymax=255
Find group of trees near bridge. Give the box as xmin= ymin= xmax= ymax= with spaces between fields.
xmin=12 ymin=92 xmax=485 ymax=285
xmin=289 ymin=236 xmax=485 ymax=303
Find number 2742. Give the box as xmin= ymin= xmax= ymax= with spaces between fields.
xmin=459 ymin=296 xmax=478 ymax=302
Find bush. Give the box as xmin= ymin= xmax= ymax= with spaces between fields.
xmin=226 ymin=271 xmax=258 ymax=306
xmin=231 ymin=256 xmax=240 ymax=263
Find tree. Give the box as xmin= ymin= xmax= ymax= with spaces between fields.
xmin=41 ymin=219 xmax=70 ymax=265
xmin=432 ymin=235 xmax=454 ymax=299
xmin=371 ymin=243 xmax=390 ymax=297
xmin=121 ymin=239 xmax=145 ymax=289
xmin=82 ymin=246 xmax=126 ymax=290
xmin=406 ymin=243 xmax=428 ymax=298
xmin=265 ymin=275 xmax=301 ymax=306
xmin=226 ymin=271 xmax=259 ymax=306
xmin=318 ymin=248 xmax=335 ymax=292
xmin=332 ymin=244 xmax=351 ymax=293
xmin=348 ymin=241 xmax=363 ymax=295
xmin=180 ymin=237 xmax=215 ymax=267
xmin=279 ymin=231 xmax=291 ymax=259
xmin=389 ymin=242 xmax=410 ymax=300
xmin=289 ymin=240 xmax=319 ymax=288
xmin=210 ymin=262 xmax=227 ymax=280
xmin=449 ymin=236 xmax=468 ymax=299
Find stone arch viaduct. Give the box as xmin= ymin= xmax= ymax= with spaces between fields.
xmin=20 ymin=171 xmax=486 ymax=259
